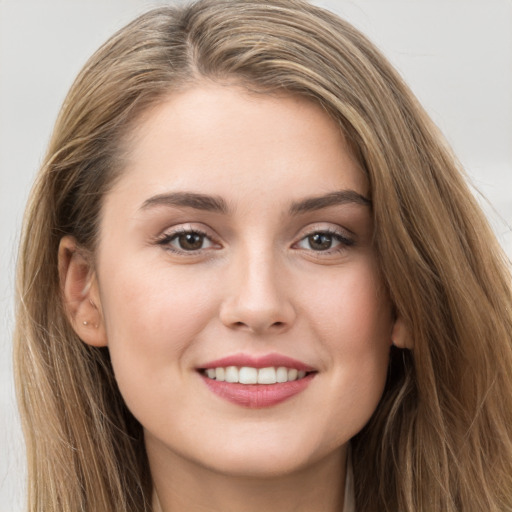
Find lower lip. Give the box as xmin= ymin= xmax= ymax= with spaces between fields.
xmin=200 ymin=373 xmax=316 ymax=408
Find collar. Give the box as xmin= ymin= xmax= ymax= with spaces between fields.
xmin=343 ymin=444 xmax=356 ymax=512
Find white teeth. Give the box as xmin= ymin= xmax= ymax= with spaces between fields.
xmin=239 ymin=367 xmax=258 ymax=384
xmin=257 ymin=367 xmax=276 ymax=384
xmin=276 ymin=366 xmax=288 ymax=383
xmin=205 ymin=366 xmax=311 ymax=384
xmin=225 ymin=366 xmax=239 ymax=383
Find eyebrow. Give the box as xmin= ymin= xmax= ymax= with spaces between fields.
xmin=139 ymin=189 xmax=371 ymax=216
xmin=289 ymin=190 xmax=371 ymax=215
xmin=140 ymin=192 xmax=230 ymax=214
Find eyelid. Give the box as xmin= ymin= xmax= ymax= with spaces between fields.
xmin=154 ymin=223 xmax=222 ymax=253
xmin=153 ymin=222 xmax=355 ymax=257
xmin=291 ymin=224 xmax=355 ymax=254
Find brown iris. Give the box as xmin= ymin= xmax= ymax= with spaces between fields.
xmin=308 ymin=233 xmax=334 ymax=250
xmin=176 ymin=232 xmax=204 ymax=250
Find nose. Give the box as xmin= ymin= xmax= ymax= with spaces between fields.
xmin=219 ymin=250 xmax=296 ymax=335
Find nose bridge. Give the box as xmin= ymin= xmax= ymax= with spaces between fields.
xmin=241 ymin=247 xmax=280 ymax=308
xmin=220 ymin=238 xmax=295 ymax=333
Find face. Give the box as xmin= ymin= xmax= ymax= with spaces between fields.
xmin=91 ymin=84 xmax=395 ymax=478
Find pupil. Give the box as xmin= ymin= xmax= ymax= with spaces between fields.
xmin=309 ymin=233 xmax=332 ymax=250
xmin=179 ymin=233 xmax=203 ymax=250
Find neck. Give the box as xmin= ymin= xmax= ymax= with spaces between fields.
xmin=148 ymin=442 xmax=347 ymax=512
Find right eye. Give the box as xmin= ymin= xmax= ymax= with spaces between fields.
xmin=171 ymin=231 xmax=212 ymax=251
xmin=156 ymin=228 xmax=219 ymax=254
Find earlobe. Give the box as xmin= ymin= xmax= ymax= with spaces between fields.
xmin=58 ymin=236 xmax=108 ymax=347
xmin=391 ymin=314 xmax=412 ymax=349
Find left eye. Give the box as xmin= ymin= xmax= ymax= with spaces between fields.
xmin=296 ymin=231 xmax=349 ymax=251
xmin=165 ymin=231 xmax=215 ymax=251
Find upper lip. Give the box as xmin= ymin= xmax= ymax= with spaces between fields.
xmin=198 ymin=352 xmax=316 ymax=372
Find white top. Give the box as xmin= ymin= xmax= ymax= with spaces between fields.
xmin=343 ymin=448 xmax=356 ymax=512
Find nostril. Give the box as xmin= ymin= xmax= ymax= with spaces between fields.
xmin=229 ymin=320 xmax=286 ymax=332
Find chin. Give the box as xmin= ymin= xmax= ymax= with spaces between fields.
xmin=191 ymin=434 xmax=343 ymax=479
xmin=201 ymin=452 xmax=313 ymax=479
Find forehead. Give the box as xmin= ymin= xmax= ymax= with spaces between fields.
xmin=108 ymin=84 xmax=368 ymax=213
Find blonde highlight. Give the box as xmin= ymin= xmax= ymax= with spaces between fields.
xmin=14 ymin=1 xmax=512 ymax=511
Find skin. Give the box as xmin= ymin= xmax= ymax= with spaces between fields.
xmin=60 ymin=84 xmax=405 ymax=512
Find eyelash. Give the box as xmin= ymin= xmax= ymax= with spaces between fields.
xmin=294 ymin=228 xmax=355 ymax=254
xmin=155 ymin=227 xmax=218 ymax=254
xmin=155 ymin=227 xmax=354 ymax=256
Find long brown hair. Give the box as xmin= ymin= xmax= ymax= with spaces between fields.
xmin=14 ymin=1 xmax=512 ymax=510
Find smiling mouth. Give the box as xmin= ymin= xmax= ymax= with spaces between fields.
xmin=199 ymin=366 xmax=315 ymax=384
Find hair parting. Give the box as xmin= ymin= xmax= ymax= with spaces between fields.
xmin=14 ymin=1 xmax=512 ymax=510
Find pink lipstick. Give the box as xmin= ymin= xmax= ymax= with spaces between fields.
xmin=198 ymin=352 xmax=317 ymax=408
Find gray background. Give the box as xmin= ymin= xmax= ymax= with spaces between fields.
xmin=1 ymin=0 xmax=511 ymax=509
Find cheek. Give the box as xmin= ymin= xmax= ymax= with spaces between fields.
xmin=304 ymin=259 xmax=393 ymax=351
xmin=331 ymin=273 xmax=392 ymax=384
xmin=96 ymin=263 xmax=220 ymax=431
xmin=96 ymin=256 xmax=219 ymax=393
xmin=100 ymin=254 xmax=215 ymax=339
xmin=302 ymin=262 xmax=392 ymax=426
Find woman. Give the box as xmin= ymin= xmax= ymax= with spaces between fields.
xmin=14 ymin=0 xmax=512 ymax=510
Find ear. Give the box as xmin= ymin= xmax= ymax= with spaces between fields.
xmin=391 ymin=314 xmax=413 ymax=349
xmin=58 ymin=236 xmax=108 ymax=347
